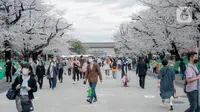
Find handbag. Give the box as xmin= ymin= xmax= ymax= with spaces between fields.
xmin=15 ymin=94 xmax=22 ymax=112
xmin=6 ymin=76 xmax=20 ymax=100
xmin=20 ymin=95 xmax=34 ymax=111
xmin=6 ymin=88 xmax=17 ymax=100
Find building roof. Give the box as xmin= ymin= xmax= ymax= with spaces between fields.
xmin=82 ymin=42 xmax=115 ymax=48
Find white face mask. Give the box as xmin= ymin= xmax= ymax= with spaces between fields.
xmin=22 ymin=68 xmax=30 ymax=75
xmin=89 ymin=58 xmax=93 ymax=63
xmin=18 ymin=68 xmax=22 ymax=71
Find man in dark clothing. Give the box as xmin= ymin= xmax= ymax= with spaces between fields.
xmin=136 ymin=57 xmax=147 ymax=89
xmin=5 ymin=59 xmax=12 ymax=83
xmin=57 ymin=58 xmax=64 ymax=83
xmin=121 ymin=57 xmax=128 ymax=78
xmin=179 ymin=58 xmax=186 ymax=80
xmin=36 ymin=61 xmax=45 ymax=89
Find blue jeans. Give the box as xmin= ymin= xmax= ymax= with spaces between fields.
xmin=49 ymin=78 xmax=56 ymax=89
xmin=112 ymin=71 xmax=117 ymax=79
xmin=180 ymin=71 xmax=186 ymax=80
xmin=89 ymin=82 xmax=97 ymax=101
xmin=185 ymin=90 xmax=200 ymax=112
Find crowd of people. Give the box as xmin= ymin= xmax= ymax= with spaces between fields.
xmin=3 ymin=52 xmax=200 ymax=112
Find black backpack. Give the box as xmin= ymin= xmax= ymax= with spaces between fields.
xmin=180 ymin=62 xmax=186 ymax=71
xmin=112 ymin=62 xmax=117 ymax=69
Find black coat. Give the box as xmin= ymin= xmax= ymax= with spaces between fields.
xmin=36 ymin=65 xmax=45 ymax=77
xmin=136 ymin=61 xmax=147 ymax=76
xmin=11 ymin=75 xmax=38 ymax=100
xmin=5 ymin=61 xmax=12 ymax=74
xmin=47 ymin=66 xmax=57 ymax=79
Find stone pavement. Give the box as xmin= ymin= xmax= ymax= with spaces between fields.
xmin=147 ymin=70 xmax=185 ymax=87
xmin=0 ymin=70 xmax=189 ymax=112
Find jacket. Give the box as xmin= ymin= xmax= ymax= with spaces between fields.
xmin=136 ymin=61 xmax=147 ymax=76
xmin=47 ymin=66 xmax=57 ymax=78
xmin=85 ymin=63 xmax=102 ymax=83
xmin=12 ymin=75 xmax=38 ymax=100
xmin=36 ymin=65 xmax=45 ymax=77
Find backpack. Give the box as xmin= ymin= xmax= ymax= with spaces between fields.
xmin=180 ymin=62 xmax=186 ymax=71
xmin=112 ymin=62 xmax=117 ymax=69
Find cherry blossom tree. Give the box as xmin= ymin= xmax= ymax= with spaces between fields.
xmin=114 ymin=0 xmax=200 ymax=60
xmin=0 ymin=0 xmax=73 ymax=60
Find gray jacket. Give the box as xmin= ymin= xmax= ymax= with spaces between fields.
xmin=47 ymin=66 xmax=57 ymax=78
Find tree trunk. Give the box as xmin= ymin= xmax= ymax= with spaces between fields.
xmin=5 ymin=50 xmax=11 ymax=60
xmin=171 ymin=41 xmax=181 ymax=61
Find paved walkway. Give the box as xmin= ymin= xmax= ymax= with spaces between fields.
xmin=0 ymin=70 xmax=189 ymax=112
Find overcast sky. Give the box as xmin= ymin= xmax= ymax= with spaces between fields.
xmin=44 ymin=0 xmax=147 ymax=42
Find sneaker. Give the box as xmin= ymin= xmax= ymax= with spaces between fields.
xmin=93 ymin=99 xmax=97 ymax=102
xmin=160 ymin=100 xmax=165 ymax=107
xmin=87 ymin=99 xmax=92 ymax=104
xmin=73 ymin=81 xmax=75 ymax=84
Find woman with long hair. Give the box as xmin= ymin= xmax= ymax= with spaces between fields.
xmin=82 ymin=58 xmax=87 ymax=79
xmin=104 ymin=57 xmax=111 ymax=76
xmin=47 ymin=61 xmax=57 ymax=90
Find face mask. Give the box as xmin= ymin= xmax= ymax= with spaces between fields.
xmin=194 ymin=59 xmax=198 ymax=64
xmin=89 ymin=59 xmax=92 ymax=63
xmin=22 ymin=68 xmax=30 ymax=75
xmin=18 ymin=68 xmax=22 ymax=71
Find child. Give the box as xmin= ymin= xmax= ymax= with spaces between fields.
xmin=122 ymin=75 xmax=130 ymax=87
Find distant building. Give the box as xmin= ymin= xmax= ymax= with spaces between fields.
xmin=82 ymin=42 xmax=115 ymax=57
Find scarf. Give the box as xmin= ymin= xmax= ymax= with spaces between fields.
xmin=20 ymin=75 xmax=30 ymax=95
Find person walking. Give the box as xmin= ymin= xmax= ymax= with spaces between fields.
xmin=104 ymin=57 xmax=111 ymax=76
xmin=82 ymin=58 xmax=87 ymax=79
xmin=5 ymin=59 xmax=12 ymax=83
xmin=52 ymin=57 xmax=58 ymax=87
xmin=12 ymin=64 xmax=38 ymax=112
xmin=179 ymin=58 xmax=186 ymax=80
xmin=157 ymin=59 xmax=175 ymax=111
xmin=79 ymin=56 xmax=84 ymax=79
xmin=67 ymin=58 xmax=72 ymax=76
xmin=73 ymin=56 xmax=80 ymax=84
xmin=16 ymin=63 xmax=22 ymax=76
xmin=185 ymin=52 xmax=200 ymax=112
xmin=57 ymin=58 xmax=64 ymax=83
xmin=111 ymin=58 xmax=118 ymax=79
xmin=29 ymin=58 xmax=37 ymax=75
xmin=36 ymin=61 xmax=45 ymax=89
xmin=97 ymin=57 xmax=102 ymax=67
xmin=127 ymin=57 xmax=132 ymax=70
xmin=84 ymin=57 xmax=102 ymax=104
xmin=136 ymin=57 xmax=147 ymax=89
xmin=47 ymin=61 xmax=57 ymax=90
xmin=121 ymin=57 xmax=128 ymax=78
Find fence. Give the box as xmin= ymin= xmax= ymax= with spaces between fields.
xmin=0 ymin=60 xmax=28 ymax=80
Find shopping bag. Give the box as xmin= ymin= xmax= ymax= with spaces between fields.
xmin=15 ymin=95 xmax=22 ymax=112
xmin=20 ymin=95 xmax=34 ymax=111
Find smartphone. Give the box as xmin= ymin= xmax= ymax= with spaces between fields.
xmin=21 ymin=86 xmax=26 ymax=89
